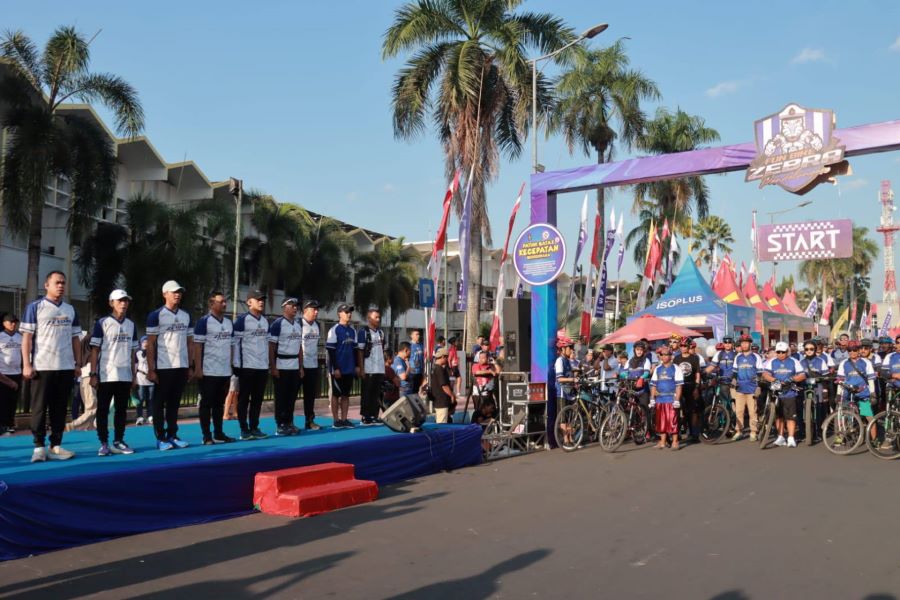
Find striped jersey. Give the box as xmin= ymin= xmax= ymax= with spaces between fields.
xmin=90 ymin=315 xmax=138 ymax=382
xmin=21 ymin=297 xmax=80 ymax=371
xmin=268 ymin=316 xmax=302 ymax=370
xmin=233 ymin=312 xmax=269 ymax=370
xmin=146 ymin=306 xmax=193 ymax=370
xmin=300 ymin=318 xmax=320 ymax=369
xmin=194 ymin=313 xmax=234 ymax=377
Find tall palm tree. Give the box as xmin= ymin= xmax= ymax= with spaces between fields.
xmin=292 ymin=214 xmax=355 ymax=308
xmin=631 ymin=107 xmax=719 ymax=220
xmin=383 ymin=0 xmax=573 ymax=347
xmin=74 ymin=221 xmax=128 ymax=318
xmin=689 ymin=215 xmax=734 ymax=269
xmin=550 ymin=40 xmax=660 ymax=218
xmin=353 ymin=238 xmax=420 ymax=346
xmin=1 ymin=27 xmax=144 ymax=299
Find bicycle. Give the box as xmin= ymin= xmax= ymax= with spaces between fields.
xmin=553 ymin=371 xmax=612 ymax=451
xmin=598 ymin=378 xmax=650 ymax=453
xmin=699 ymin=374 xmax=733 ymax=444
xmin=865 ymin=384 xmax=900 ymax=460
xmin=821 ymin=379 xmax=866 ymax=455
xmin=758 ymin=380 xmax=798 ymax=449
xmin=801 ymin=372 xmax=831 ymax=447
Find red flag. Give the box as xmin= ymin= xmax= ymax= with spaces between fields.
xmin=739 ymin=261 xmax=747 ymax=290
xmin=850 ymin=301 xmax=858 ymax=326
xmin=490 ymin=184 xmax=525 ymax=351
xmin=661 ymin=218 xmax=670 ymax=240
xmin=430 ymin=170 xmax=460 ymax=272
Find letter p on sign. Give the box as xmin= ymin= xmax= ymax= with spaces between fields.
xmin=419 ymin=278 xmax=435 ymax=308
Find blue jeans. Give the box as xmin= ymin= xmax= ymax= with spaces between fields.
xmin=136 ymin=385 xmax=155 ymax=418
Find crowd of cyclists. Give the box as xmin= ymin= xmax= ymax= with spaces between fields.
xmin=554 ymin=331 xmax=900 ymax=458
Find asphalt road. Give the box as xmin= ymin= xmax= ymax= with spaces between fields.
xmin=2 ymin=438 xmax=900 ymax=599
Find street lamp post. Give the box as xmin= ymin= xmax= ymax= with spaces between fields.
xmin=531 ymin=23 xmax=608 ymax=173
xmin=228 ymin=177 xmax=243 ymax=320
xmin=764 ymin=200 xmax=813 ymax=281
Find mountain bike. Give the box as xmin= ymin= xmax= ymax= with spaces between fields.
xmin=598 ymin=379 xmax=650 ymax=453
xmin=865 ymin=384 xmax=900 ymax=460
xmin=802 ymin=372 xmax=831 ymax=446
xmin=758 ymin=380 xmax=798 ymax=449
xmin=821 ymin=378 xmax=866 ymax=455
xmin=700 ymin=374 xmax=733 ymax=444
xmin=553 ymin=372 xmax=613 ymax=451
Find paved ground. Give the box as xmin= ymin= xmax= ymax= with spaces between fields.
xmin=2 ymin=437 xmax=900 ymax=599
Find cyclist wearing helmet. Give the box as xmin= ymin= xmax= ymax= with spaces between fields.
xmin=706 ymin=336 xmax=736 ymax=378
xmin=625 ymin=342 xmax=652 ymax=417
xmin=877 ymin=337 xmax=893 ymax=360
xmin=732 ymin=334 xmax=764 ymax=441
xmin=554 ymin=337 xmax=577 ymax=402
xmin=883 ymin=336 xmax=900 ymax=395
xmin=859 ymin=339 xmax=883 ymax=409
xmin=836 ymin=340 xmax=876 ymax=418
xmin=675 ymin=339 xmax=702 ymax=441
xmin=762 ymin=341 xmax=806 ymax=447
xmin=799 ymin=340 xmax=830 ymax=436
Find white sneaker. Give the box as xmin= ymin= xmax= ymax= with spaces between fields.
xmin=749 ymin=433 xmax=758 ymax=442
xmin=787 ymin=437 xmax=797 ymax=448
xmin=148 ymin=416 xmax=154 ymax=424
xmin=31 ymin=447 xmax=47 ymax=463
xmin=773 ymin=436 xmax=787 ymax=447
xmin=731 ymin=431 xmax=743 ymax=441
xmin=48 ymin=445 xmax=75 ymax=460
xmin=135 ymin=417 xmax=144 ymax=426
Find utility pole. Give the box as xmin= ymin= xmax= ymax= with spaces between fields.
xmin=228 ymin=177 xmax=243 ymax=320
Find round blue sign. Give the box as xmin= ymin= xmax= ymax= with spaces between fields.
xmin=513 ymin=223 xmax=567 ymax=286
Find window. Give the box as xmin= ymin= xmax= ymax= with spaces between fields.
xmin=44 ymin=176 xmax=71 ymax=209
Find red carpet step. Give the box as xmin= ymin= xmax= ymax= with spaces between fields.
xmin=253 ymin=462 xmax=378 ymax=517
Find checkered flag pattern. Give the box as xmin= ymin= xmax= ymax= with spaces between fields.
xmin=773 ymin=249 xmax=836 ymax=260
xmin=771 ymin=221 xmax=833 ymax=233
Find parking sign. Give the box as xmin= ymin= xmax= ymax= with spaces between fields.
xmin=419 ymin=278 xmax=435 ymax=308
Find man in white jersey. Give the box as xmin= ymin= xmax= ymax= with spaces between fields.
xmin=193 ymin=291 xmax=236 ymax=445
xmin=299 ymin=299 xmax=322 ymax=430
xmin=89 ymin=289 xmax=138 ymax=456
xmin=22 ymin=271 xmax=82 ymax=462
xmin=146 ymin=280 xmax=194 ymax=451
xmin=269 ymin=297 xmax=303 ymax=435
xmin=357 ymin=305 xmax=386 ymax=425
xmin=0 ymin=313 xmax=22 ymax=435
xmin=234 ymin=290 xmax=269 ymax=440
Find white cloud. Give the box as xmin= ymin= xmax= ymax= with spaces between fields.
xmin=891 ymin=37 xmax=900 ymax=51
xmin=790 ymin=48 xmax=826 ymax=64
xmin=383 ymin=183 xmax=396 ymax=193
xmin=841 ymin=178 xmax=868 ymax=191
xmin=705 ymin=80 xmax=741 ymax=98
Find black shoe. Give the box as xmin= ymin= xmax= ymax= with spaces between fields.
xmin=202 ymin=437 xmax=215 ymax=446
xmin=305 ymin=420 xmax=321 ymax=430
xmin=213 ymin=434 xmax=236 ymax=443
xmin=374 ymin=418 xmax=383 ymax=424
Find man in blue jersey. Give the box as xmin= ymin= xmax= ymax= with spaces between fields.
xmin=89 ymin=289 xmax=139 ymax=456
xmin=326 ymin=303 xmax=357 ymax=428
xmin=146 ymin=280 xmax=193 ymax=450
xmin=22 ymin=271 xmax=82 ymax=462
xmin=194 ymin=292 xmax=236 ymax=445
xmin=731 ymin=334 xmax=763 ymax=441
xmin=392 ymin=342 xmax=412 ymax=401
xmin=234 ymin=290 xmax=269 ymax=440
xmin=763 ymin=341 xmax=807 ymax=447
xmin=357 ymin=306 xmax=386 ymax=425
xmin=408 ymin=330 xmax=424 ymax=394
xmin=299 ymin=299 xmax=322 ymax=431
xmin=269 ymin=297 xmax=303 ymax=435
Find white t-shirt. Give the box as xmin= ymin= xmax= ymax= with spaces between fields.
xmin=135 ymin=349 xmax=152 ymax=386
xmin=21 ymin=297 xmax=80 ymax=371
xmin=357 ymin=327 xmax=385 ymax=375
xmin=0 ymin=331 xmax=22 ymax=375
xmin=194 ymin=313 xmax=234 ymax=377
xmin=300 ymin=318 xmax=320 ymax=369
xmin=268 ymin=316 xmax=302 ymax=370
xmin=90 ymin=315 xmax=138 ymax=382
xmin=233 ymin=312 xmax=269 ymax=370
xmin=146 ymin=306 xmax=193 ymax=370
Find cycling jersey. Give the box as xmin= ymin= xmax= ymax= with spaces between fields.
xmin=711 ymin=349 xmax=736 ymax=378
xmin=764 ymin=357 xmax=803 ymax=398
xmin=650 ymin=363 xmax=683 ymax=403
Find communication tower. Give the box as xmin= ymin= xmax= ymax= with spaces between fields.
xmin=876 ymin=180 xmax=899 ymax=306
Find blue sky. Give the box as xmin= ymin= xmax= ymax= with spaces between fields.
xmin=8 ymin=0 xmax=900 ymax=295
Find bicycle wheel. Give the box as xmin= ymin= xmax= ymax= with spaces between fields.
xmin=631 ymin=405 xmax=649 ymax=445
xmin=599 ymin=408 xmax=628 ymax=452
xmin=822 ymin=409 xmax=865 ymax=456
xmin=865 ymin=410 xmax=900 ymax=460
xmin=700 ymin=403 xmax=730 ymax=444
xmin=554 ymin=405 xmax=584 ymax=452
xmin=758 ymin=403 xmax=776 ymax=449
xmin=588 ymin=403 xmax=606 ymax=443
xmin=804 ymin=395 xmax=815 ymax=446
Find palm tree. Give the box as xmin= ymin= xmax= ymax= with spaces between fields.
xmin=74 ymin=221 xmax=128 ymax=318
xmin=383 ymin=0 xmax=573 ymax=348
xmin=293 ymin=215 xmax=354 ymax=308
xmin=631 ymin=107 xmax=719 ymax=220
xmin=625 ymin=201 xmax=692 ymax=268
xmin=550 ymin=40 xmax=660 ymax=218
xmin=0 ymin=27 xmax=144 ymax=299
xmin=353 ymin=238 xmax=420 ymax=346
xmin=689 ymin=215 xmax=734 ymax=270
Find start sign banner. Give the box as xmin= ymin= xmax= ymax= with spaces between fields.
xmin=757 ymin=219 xmax=853 ymax=262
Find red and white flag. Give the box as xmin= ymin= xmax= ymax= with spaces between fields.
xmin=427 ymin=170 xmax=460 ymax=357
xmin=489 ymin=183 xmax=524 ymax=351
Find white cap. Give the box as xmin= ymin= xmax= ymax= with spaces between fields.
xmin=775 ymin=341 xmax=789 ymax=352
xmin=162 ymin=280 xmax=185 ymax=294
xmin=109 ymin=289 xmax=132 ymax=301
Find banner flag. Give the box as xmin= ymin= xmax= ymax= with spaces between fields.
xmin=489 ymin=184 xmax=524 ymax=351
xmin=457 ymin=163 xmax=476 ymax=310
xmin=803 ymin=297 xmax=818 ymax=319
xmin=880 ymin=309 xmax=893 ymax=337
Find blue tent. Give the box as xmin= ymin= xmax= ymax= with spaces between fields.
xmin=631 ymin=259 xmax=755 ymax=340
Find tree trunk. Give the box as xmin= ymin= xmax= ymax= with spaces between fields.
xmin=595 ymin=148 xmax=606 ymax=230
xmin=25 ymin=196 xmax=43 ymax=301
xmin=464 ymin=229 xmax=483 ymax=356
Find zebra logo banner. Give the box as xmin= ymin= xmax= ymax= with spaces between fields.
xmin=745 ymin=103 xmax=846 ymax=194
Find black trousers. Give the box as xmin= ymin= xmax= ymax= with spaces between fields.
xmin=97 ymin=381 xmax=131 ymax=444
xmin=153 ymin=368 xmax=188 ymax=441
xmin=273 ymin=369 xmax=300 ymax=427
xmin=199 ymin=375 xmax=230 ymax=438
xmin=361 ymin=373 xmax=385 ymax=419
xmin=408 ymin=374 xmax=422 ymax=395
xmin=302 ymin=367 xmax=319 ymax=422
xmin=0 ymin=374 xmax=21 ymax=429
xmin=237 ymin=368 xmax=268 ymax=432
xmin=30 ymin=370 xmax=74 ymax=448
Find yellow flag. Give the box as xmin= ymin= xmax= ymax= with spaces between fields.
xmin=831 ymin=307 xmax=850 ymax=338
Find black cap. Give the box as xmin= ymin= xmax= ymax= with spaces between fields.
xmin=723 ymin=336 xmax=734 ymax=344
xmin=303 ymin=299 xmax=320 ymax=309
xmin=281 ymin=297 xmax=299 ymax=307
xmin=602 ymin=344 xmax=614 ymax=351
xmin=337 ymin=303 xmax=354 ymax=313
xmin=247 ymin=289 xmax=266 ymax=301
xmin=367 ymin=304 xmax=381 ymax=314
xmin=1 ymin=313 xmax=18 ymax=323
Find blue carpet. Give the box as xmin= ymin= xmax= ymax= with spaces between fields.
xmin=0 ymin=417 xmax=483 ymax=560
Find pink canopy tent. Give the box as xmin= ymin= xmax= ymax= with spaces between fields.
xmin=599 ymin=314 xmax=703 ymax=345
